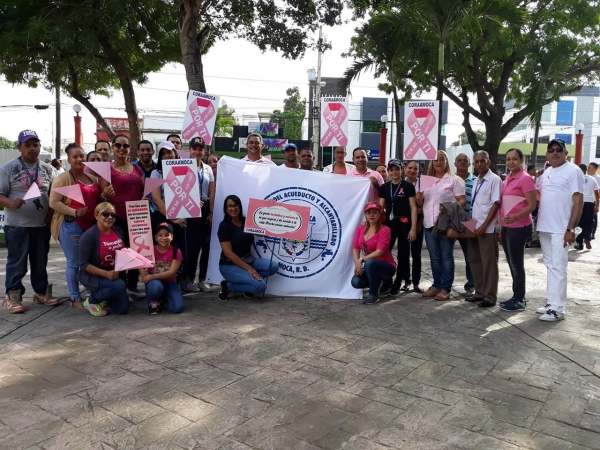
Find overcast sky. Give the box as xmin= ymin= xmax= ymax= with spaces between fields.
xmin=0 ymin=17 xmax=470 ymax=149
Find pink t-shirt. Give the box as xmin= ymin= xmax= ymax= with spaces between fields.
xmin=348 ymin=168 xmax=385 ymax=202
xmin=99 ymin=229 xmax=124 ymax=269
xmin=501 ymin=169 xmax=536 ymax=228
xmin=422 ymin=173 xmax=466 ymax=229
xmin=150 ymin=245 xmax=182 ymax=283
xmin=352 ymin=225 xmax=397 ymax=268
xmin=110 ymin=165 xmax=144 ymax=219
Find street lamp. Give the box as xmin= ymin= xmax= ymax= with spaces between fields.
xmin=379 ymin=114 xmax=388 ymax=164
xmin=73 ymin=104 xmax=82 ymax=146
xmin=575 ymin=123 xmax=584 ymax=165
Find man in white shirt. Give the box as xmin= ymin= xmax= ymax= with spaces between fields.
xmin=574 ymin=163 xmax=599 ymax=250
xmin=241 ymin=133 xmax=276 ymax=165
xmin=587 ymin=162 xmax=600 ymax=239
xmin=467 ymin=151 xmax=501 ymax=308
xmin=537 ymin=139 xmax=584 ymax=321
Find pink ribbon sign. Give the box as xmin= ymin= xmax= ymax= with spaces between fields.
xmin=321 ymin=102 xmax=348 ymax=146
xmin=182 ymin=98 xmax=216 ymax=143
xmin=125 ymin=200 xmax=155 ymax=264
xmin=165 ymin=165 xmax=202 ymax=218
xmin=404 ymin=108 xmax=438 ymax=160
xmin=133 ymin=235 xmax=151 ymax=253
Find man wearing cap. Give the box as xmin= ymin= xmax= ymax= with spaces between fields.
xmin=536 ymin=138 xmax=583 ymax=321
xmin=281 ymin=143 xmax=299 ymax=168
xmin=348 ymin=148 xmax=384 ymax=202
xmin=0 ymin=130 xmax=59 ymax=313
xmin=241 ymin=133 xmax=276 ymax=165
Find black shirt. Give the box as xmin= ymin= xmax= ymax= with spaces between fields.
xmin=217 ymin=219 xmax=255 ymax=264
xmin=378 ymin=180 xmax=416 ymax=223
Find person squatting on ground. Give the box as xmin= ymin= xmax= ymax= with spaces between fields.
xmin=217 ymin=195 xmax=279 ymax=300
xmin=140 ymin=222 xmax=184 ymax=315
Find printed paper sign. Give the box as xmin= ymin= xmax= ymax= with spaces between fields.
xmin=162 ymin=159 xmax=202 ymax=219
xmin=125 ymin=200 xmax=155 ymax=264
xmin=181 ymin=90 xmax=220 ymax=144
xmin=404 ymin=100 xmax=439 ymax=160
xmin=320 ymin=97 xmax=349 ymax=147
xmin=244 ymin=198 xmax=311 ymax=241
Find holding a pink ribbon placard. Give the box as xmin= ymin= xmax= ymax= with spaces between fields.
xmin=181 ymin=90 xmax=220 ymax=145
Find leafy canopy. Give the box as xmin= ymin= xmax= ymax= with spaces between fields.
xmin=270 ymin=87 xmax=306 ymax=141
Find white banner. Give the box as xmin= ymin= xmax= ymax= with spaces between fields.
xmin=207 ymin=157 xmax=370 ymax=299
xmin=181 ymin=90 xmax=220 ymax=144
xmin=320 ymin=97 xmax=349 ymax=147
xmin=162 ymin=159 xmax=202 ymax=219
xmin=403 ymin=100 xmax=439 ymax=160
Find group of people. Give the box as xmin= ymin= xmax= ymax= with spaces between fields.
xmin=0 ymin=129 xmax=586 ymax=322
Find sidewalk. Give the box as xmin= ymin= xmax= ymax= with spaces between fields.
xmin=0 ymin=243 xmax=599 ymax=449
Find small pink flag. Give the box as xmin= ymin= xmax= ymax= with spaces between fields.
xmin=502 ymin=195 xmax=526 ymax=216
xmin=462 ymin=219 xmax=478 ymax=233
xmin=83 ymin=162 xmax=111 ymax=184
xmin=177 ymin=150 xmax=190 ymax=159
xmin=114 ymin=248 xmax=154 ymax=271
xmin=143 ymin=178 xmax=167 ymax=197
xmin=417 ymin=175 xmax=438 ymax=192
xmin=52 ymin=184 xmax=85 ymax=205
xmin=23 ymin=183 xmax=41 ymax=200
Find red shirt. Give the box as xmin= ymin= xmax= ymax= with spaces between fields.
xmin=501 ymin=169 xmax=536 ymax=228
xmin=99 ymin=229 xmax=124 ymax=268
xmin=149 ymin=245 xmax=182 ymax=283
xmin=352 ymin=225 xmax=396 ymax=268
xmin=72 ymin=180 xmax=99 ymax=231
xmin=110 ymin=165 xmax=144 ymax=219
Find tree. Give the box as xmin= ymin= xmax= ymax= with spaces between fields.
xmin=452 ymin=130 xmax=486 ymax=146
xmin=0 ymin=0 xmax=180 ymax=155
xmin=270 ymin=87 xmax=305 ymax=140
xmin=347 ymin=0 xmax=600 ymax=169
xmin=177 ymin=0 xmax=344 ymax=92
xmin=0 ymin=136 xmax=17 ymax=149
xmin=214 ymin=102 xmax=238 ymax=137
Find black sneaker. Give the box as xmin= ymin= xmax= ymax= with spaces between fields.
xmin=363 ymin=295 xmax=380 ymax=305
xmin=499 ymin=297 xmax=515 ymax=306
xmin=243 ymin=292 xmax=255 ymax=299
xmin=148 ymin=301 xmax=160 ymax=315
xmin=389 ymin=284 xmax=400 ymax=296
xmin=500 ymin=299 xmax=526 ymax=311
xmin=380 ymin=280 xmax=392 ymax=296
xmin=218 ymin=280 xmax=229 ymax=301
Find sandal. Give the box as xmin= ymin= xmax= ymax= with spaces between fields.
xmin=422 ymin=288 xmax=440 ymax=298
xmin=434 ymin=290 xmax=451 ymax=301
xmin=70 ymin=300 xmax=85 ymax=309
xmin=413 ymin=286 xmax=424 ymax=294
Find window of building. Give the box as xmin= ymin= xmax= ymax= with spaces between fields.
xmin=556 ymin=100 xmax=574 ymax=126
xmin=362 ymin=121 xmax=383 ymax=133
xmin=554 ymin=133 xmax=572 ymax=145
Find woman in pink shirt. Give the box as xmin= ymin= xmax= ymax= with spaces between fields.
xmin=499 ymin=148 xmax=537 ymax=312
xmin=351 ymin=202 xmax=397 ymax=305
xmin=415 ymin=151 xmax=466 ymax=301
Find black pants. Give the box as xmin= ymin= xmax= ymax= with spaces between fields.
xmin=593 ymin=213 xmax=598 ymax=238
xmin=577 ymin=202 xmax=595 ymax=245
xmin=114 ymin=215 xmax=139 ymax=289
xmin=409 ymin=225 xmax=424 ymax=286
xmin=180 ymin=202 xmax=210 ymax=282
xmin=388 ymin=219 xmax=411 ymax=286
xmin=501 ymin=225 xmax=531 ymax=301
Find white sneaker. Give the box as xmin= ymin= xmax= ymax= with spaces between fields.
xmin=197 ymin=281 xmax=213 ymax=292
xmin=539 ymin=309 xmax=565 ymax=321
xmin=536 ymin=303 xmax=551 ymax=314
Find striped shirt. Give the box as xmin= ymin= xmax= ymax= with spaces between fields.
xmin=461 ymin=173 xmax=476 ymax=218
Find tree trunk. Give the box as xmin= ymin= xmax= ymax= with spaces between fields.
xmin=55 ymin=85 xmax=61 ymax=159
xmin=482 ymin=122 xmax=503 ymax=173
xmin=179 ymin=0 xmax=207 ymax=93
xmin=531 ymin=121 xmax=540 ymax=168
xmin=392 ymin=86 xmax=403 ymax=160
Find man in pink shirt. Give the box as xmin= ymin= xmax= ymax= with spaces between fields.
xmin=241 ymin=133 xmax=276 ymax=165
xmin=348 ymin=148 xmax=385 ymax=202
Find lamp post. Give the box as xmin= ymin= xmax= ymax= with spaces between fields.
xmin=575 ymin=122 xmax=584 ymax=165
xmin=73 ymin=104 xmax=82 ymax=146
xmin=307 ymin=68 xmax=316 ymax=148
xmin=379 ymin=115 xmax=388 ymax=164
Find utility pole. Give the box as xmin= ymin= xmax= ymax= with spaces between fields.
xmin=55 ymin=85 xmax=61 ymax=159
xmin=312 ymin=26 xmax=324 ymax=168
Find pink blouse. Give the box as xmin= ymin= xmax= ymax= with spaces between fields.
xmin=422 ymin=173 xmax=465 ymax=229
xmin=352 ymin=225 xmax=397 ymax=267
xmin=110 ymin=164 xmax=144 ymax=219
xmin=501 ymin=169 xmax=536 ymax=228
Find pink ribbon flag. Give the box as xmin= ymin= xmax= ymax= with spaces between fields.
xmin=502 ymin=195 xmax=526 ymax=216
xmin=23 ymin=182 xmax=41 ymax=200
xmin=181 ymin=91 xmax=220 ymax=144
xmin=52 ymin=185 xmax=85 ymax=205
xmin=83 ymin=162 xmax=111 ymax=184
xmin=143 ymin=178 xmax=167 ymax=198
xmin=320 ymin=99 xmax=349 ymax=146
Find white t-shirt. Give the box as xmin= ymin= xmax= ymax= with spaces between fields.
xmin=537 ymin=162 xmax=583 ymax=233
xmin=197 ymin=162 xmax=214 ymax=201
xmin=582 ymin=174 xmax=599 ymax=203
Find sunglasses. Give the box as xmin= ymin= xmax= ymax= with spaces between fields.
xmin=113 ymin=143 xmax=131 ymax=149
xmin=547 ymin=147 xmax=564 ymax=153
xmin=101 ymin=211 xmax=117 ymax=218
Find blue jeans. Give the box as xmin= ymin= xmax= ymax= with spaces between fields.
xmin=4 ymin=226 xmax=50 ymax=294
xmin=457 ymin=238 xmax=475 ymax=290
xmin=59 ymin=221 xmax=84 ymax=301
xmin=351 ymin=259 xmax=396 ymax=297
xmin=424 ymin=228 xmax=456 ymax=292
xmin=145 ymin=280 xmax=184 ymax=313
xmin=83 ymin=278 xmax=129 ymax=314
xmin=219 ymin=258 xmax=279 ymax=294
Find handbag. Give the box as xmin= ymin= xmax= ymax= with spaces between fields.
xmin=446 ymin=227 xmax=475 ymax=239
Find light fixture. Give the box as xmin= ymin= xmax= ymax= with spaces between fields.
xmin=319 ymin=81 xmax=327 ymax=88
xmin=73 ymin=104 xmax=82 ymax=115
xmin=381 ymin=114 xmax=388 ymax=124
xmin=307 ymin=68 xmax=316 ymax=82
xmin=576 ymin=123 xmax=585 ymax=133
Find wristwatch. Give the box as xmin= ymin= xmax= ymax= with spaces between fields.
xmin=567 ymin=228 xmax=576 ymax=233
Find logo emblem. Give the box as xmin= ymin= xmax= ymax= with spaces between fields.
xmin=254 ymin=187 xmax=342 ymax=279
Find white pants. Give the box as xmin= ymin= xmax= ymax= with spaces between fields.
xmin=539 ymin=232 xmax=568 ymax=313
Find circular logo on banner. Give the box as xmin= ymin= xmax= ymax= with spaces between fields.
xmin=253 ymin=187 xmax=342 ymax=279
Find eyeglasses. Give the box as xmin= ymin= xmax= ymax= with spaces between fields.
xmin=113 ymin=143 xmax=131 ymax=150
xmin=547 ymin=147 xmax=564 ymax=153
xmin=101 ymin=211 xmax=117 ymax=218
xmin=226 ymin=204 xmax=240 ymax=209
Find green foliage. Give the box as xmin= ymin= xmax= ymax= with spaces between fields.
xmin=0 ymin=136 xmax=17 ymax=149
xmin=453 ymin=130 xmax=486 ymax=146
xmin=270 ymin=87 xmax=306 ymax=140
xmin=214 ymin=102 xmax=238 ymax=137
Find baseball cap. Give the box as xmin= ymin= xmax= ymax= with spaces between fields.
xmin=364 ymin=202 xmax=383 ymax=213
xmin=18 ymin=130 xmax=40 ymax=144
xmin=547 ymin=139 xmax=566 ymax=152
xmin=283 ymin=143 xmax=298 ymax=151
xmin=155 ymin=222 xmax=174 ymax=234
xmin=387 ymin=158 xmax=403 ymax=169
xmin=190 ymin=137 xmax=206 ymax=147
xmin=157 ymin=141 xmax=175 ymax=151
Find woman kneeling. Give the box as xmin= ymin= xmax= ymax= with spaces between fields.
xmin=352 ymin=202 xmax=397 ymax=305
xmin=78 ymin=202 xmax=129 ymax=316
xmin=217 ymin=195 xmax=278 ymax=300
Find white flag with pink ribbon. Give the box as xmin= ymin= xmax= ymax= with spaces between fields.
xmin=181 ymin=90 xmax=220 ymax=145
xmin=403 ymin=100 xmax=439 ymax=160
xmin=320 ymin=97 xmax=349 ymax=147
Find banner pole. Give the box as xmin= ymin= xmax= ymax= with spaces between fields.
xmin=260 ymin=238 xmax=278 ymax=304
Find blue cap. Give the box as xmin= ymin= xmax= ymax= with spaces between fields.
xmin=18 ymin=130 xmax=40 ymax=144
xmin=283 ymin=143 xmax=298 ymax=151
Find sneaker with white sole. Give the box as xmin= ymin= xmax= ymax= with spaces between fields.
xmin=539 ymin=309 xmax=565 ymax=321
xmin=197 ymin=281 xmax=213 ymax=292
xmin=2 ymin=290 xmax=25 ymax=314
xmin=536 ymin=303 xmax=551 ymax=314
xmin=218 ymin=280 xmax=229 ymax=301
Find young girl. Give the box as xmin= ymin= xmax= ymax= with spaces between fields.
xmin=140 ymin=223 xmax=184 ymax=314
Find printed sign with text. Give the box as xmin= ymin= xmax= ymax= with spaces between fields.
xmin=403 ymin=100 xmax=439 ymax=160
xmin=320 ymin=97 xmax=349 ymax=147
xmin=244 ymin=198 xmax=311 ymax=241
xmin=181 ymin=90 xmax=220 ymax=144
xmin=125 ymin=200 xmax=155 ymax=264
xmin=162 ymin=159 xmax=202 ymax=219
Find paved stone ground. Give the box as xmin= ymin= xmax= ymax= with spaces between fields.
xmin=1 ymin=242 xmax=600 ymax=450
